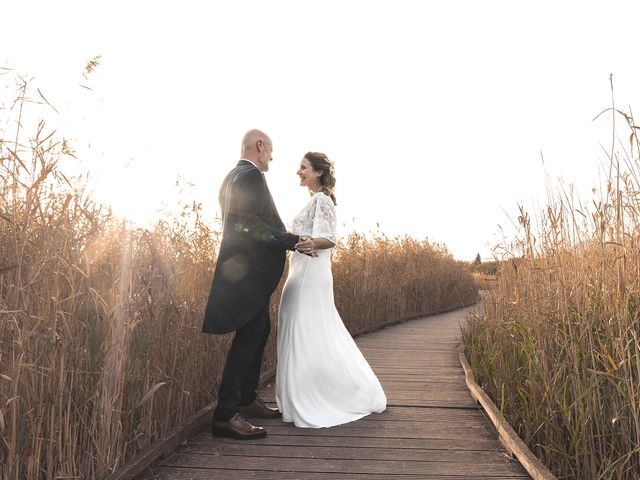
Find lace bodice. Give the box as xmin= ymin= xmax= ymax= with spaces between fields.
xmin=292 ymin=192 xmax=337 ymax=244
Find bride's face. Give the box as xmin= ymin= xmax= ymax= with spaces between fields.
xmin=297 ymin=158 xmax=322 ymax=190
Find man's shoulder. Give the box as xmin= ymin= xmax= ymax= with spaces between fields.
xmin=223 ymin=163 xmax=264 ymax=191
xmin=227 ymin=162 xmax=261 ymax=179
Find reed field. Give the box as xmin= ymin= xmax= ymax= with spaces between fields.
xmin=0 ymin=77 xmax=478 ymax=479
xmin=463 ymin=103 xmax=640 ymax=478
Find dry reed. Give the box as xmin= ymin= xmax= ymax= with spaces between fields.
xmin=0 ymin=76 xmax=477 ymax=479
xmin=463 ymin=83 xmax=640 ymax=479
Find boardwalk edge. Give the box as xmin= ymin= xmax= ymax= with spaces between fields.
xmin=459 ymin=352 xmax=557 ymax=480
xmin=104 ymin=367 xmax=275 ymax=480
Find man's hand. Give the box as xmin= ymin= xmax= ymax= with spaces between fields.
xmin=295 ymin=236 xmax=316 ymax=256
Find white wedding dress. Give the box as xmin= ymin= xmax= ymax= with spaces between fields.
xmin=276 ymin=192 xmax=387 ymax=428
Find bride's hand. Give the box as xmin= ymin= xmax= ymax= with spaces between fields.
xmin=296 ymin=236 xmax=316 ymax=256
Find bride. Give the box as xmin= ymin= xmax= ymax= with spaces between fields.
xmin=276 ymin=152 xmax=387 ymax=428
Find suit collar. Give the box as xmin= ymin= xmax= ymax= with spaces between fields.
xmin=238 ymin=158 xmax=261 ymax=171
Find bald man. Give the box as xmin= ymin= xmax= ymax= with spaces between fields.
xmin=203 ymin=130 xmax=313 ymax=439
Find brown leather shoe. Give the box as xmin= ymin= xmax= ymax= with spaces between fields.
xmin=239 ymin=397 xmax=282 ymax=419
xmin=211 ymin=413 xmax=267 ymax=439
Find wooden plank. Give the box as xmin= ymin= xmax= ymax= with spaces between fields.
xmin=383 ymin=401 xmax=476 ymax=408
xmin=366 ymin=348 xmax=461 ymax=354
xmin=260 ymin=394 xmax=476 ymax=405
xmin=378 ymin=379 xmax=468 ymax=387
xmin=222 ymin=424 xmax=496 ymax=440
xmin=261 ymin=384 xmax=475 ymax=397
xmin=363 ymin=352 xmax=462 ymax=359
xmin=248 ymin=411 xmax=489 ymax=425
xmin=265 ymin=372 xmax=467 ymax=380
xmin=262 ymin=371 xmax=466 ymax=380
xmin=259 ymin=397 xmax=477 ymax=409
xmin=143 ymin=466 xmax=529 ymax=480
xmin=179 ymin=443 xmax=519 ymax=464
xmin=380 ymin=392 xmax=475 ymax=401
xmin=381 ymin=384 xmax=473 ymax=392
xmin=261 ymin=388 xmax=475 ymax=400
xmin=371 ymin=372 xmax=467 ymax=379
xmin=158 ymin=453 xmax=528 ymax=476
xmin=370 ymin=364 xmax=466 ymax=370
xmin=239 ymin=419 xmax=495 ymax=433
xmin=247 ymin=409 xmax=486 ymax=425
xmin=260 ymin=393 xmax=475 ymax=403
xmin=376 ymin=381 xmax=470 ymax=389
xmin=182 ymin=430 xmax=504 ymax=451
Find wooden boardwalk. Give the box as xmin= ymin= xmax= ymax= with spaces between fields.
xmin=138 ymin=307 xmax=530 ymax=479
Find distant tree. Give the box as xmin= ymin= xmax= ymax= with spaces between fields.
xmin=472 ymin=253 xmax=481 ymax=270
xmin=477 ymin=260 xmax=499 ymax=276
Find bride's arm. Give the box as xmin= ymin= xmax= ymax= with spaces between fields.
xmin=310 ymin=194 xmax=338 ymax=251
xmin=311 ymin=237 xmax=336 ymax=250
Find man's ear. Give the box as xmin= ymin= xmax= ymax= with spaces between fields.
xmin=256 ymin=139 xmax=263 ymax=152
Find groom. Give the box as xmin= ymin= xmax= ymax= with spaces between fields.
xmin=203 ymin=129 xmax=312 ymax=439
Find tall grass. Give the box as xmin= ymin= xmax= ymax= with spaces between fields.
xmin=334 ymin=234 xmax=477 ymax=334
xmin=463 ymin=90 xmax=640 ymax=478
xmin=0 ymin=76 xmax=478 ymax=478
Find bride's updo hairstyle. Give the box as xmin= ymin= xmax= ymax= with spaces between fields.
xmin=304 ymin=151 xmax=337 ymax=205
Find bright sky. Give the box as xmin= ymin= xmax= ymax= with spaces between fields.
xmin=2 ymin=1 xmax=640 ymax=260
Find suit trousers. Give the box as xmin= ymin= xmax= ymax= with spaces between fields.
xmin=214 ymin=302 xmax=271 ymax=421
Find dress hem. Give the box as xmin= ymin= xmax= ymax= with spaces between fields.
xmin=280 ymin=409 xmax=385 ymax=429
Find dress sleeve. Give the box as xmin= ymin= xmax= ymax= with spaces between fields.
xmin=311 ymin=194 xmax=337 ymax=245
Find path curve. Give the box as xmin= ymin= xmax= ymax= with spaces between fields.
xmin=139 ymin=306 xmax=530 ymax=479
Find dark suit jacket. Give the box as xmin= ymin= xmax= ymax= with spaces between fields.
xmin=202 ymin=160 xmax=299 ymax=334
